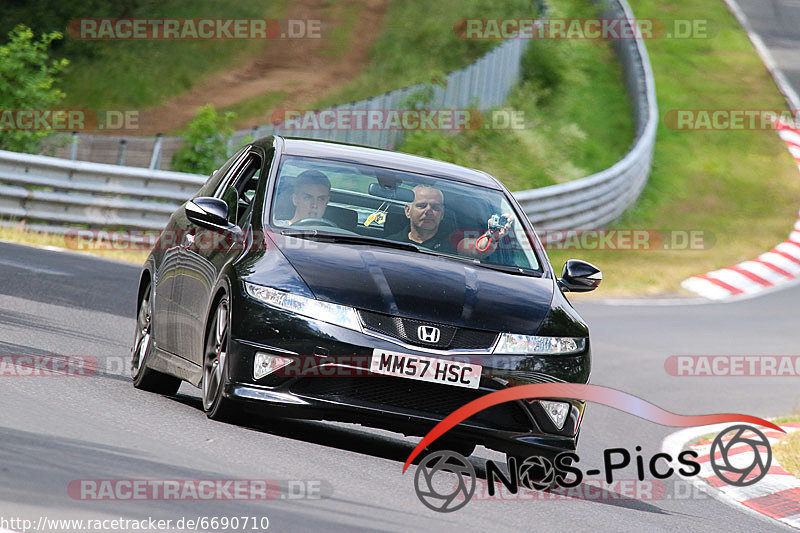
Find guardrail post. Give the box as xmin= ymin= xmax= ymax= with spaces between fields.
xmin=149 ymin=133 xmax=163 ymax=170
xmin=117 ymin=139 xmax=127 ymax=166
xmin=70 ymin=132 xmax=79 ymax=161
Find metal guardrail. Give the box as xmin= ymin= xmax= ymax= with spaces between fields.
xmin=1 ymin=0 xmax=655 ymax=237
xmin=41 ymin=132 xmax=183 ymax=170
xmin=228 ymin=38 xmax=527 ymax=150
xmin=0 ymin=149 xmax=205 ymax=231
xmin=515 ymin=0 xmax=657 ymax=231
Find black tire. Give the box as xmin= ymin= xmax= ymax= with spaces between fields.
xmin=202 ymin=296 xmax=240 ymax=422
xmin=131 ymin=280 xmax=182 ymax=395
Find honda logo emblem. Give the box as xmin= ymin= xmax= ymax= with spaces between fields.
xmin=417 ymin=325 xmax=441 ymax=344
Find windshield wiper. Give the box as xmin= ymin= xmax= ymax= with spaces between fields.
xmin=280 ymin=229 xmax=541 ymax=276
xmin=279 ymin=229 xmax=426 ymax=254
xmin=470 ymin=261 xmax=541 ymax=277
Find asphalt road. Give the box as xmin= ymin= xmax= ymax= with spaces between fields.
xmin=0 ymin=241 xmax=797 ymax=532
xmin=735 ymin=0 xmax=800 ymax=100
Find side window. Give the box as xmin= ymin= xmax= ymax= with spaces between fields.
xmin=219 ymin=153 xmax=263 ymax=227
xmin=195 ymin=147 xmax=248 ymax=198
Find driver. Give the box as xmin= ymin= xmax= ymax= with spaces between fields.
xmin=278 ymin=170 xmax=331 ymax=225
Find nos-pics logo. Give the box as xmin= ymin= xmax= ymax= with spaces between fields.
xmin=413 ymin=424 xmax=773 ymax=512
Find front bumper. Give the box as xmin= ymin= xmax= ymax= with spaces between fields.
xmin=228 ymin=293 xmax=590 ymax=457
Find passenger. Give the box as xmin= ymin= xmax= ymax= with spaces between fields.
xmin=388 ymin=185 xmax=514 ymax=258
xmin=387 ymin=185 xmax=456 ymax=254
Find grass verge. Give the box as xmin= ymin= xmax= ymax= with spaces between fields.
xmin=547 ymin=0 xmax=800 ymax=296
xmin=319 ymin=0 xmax=363 ymax=59
xmin=221 ymin=91 xmax=288 ymax=128
xmin=0 ymin=222 xmax=148 ymax=264
xmin=313 ymin=0 xmax=534 ymax=108
xmin=774 ymin=415 xmax=799 ymax=478
xmin=58 ymin=0 xmax=288 ymax=110
xmin=397 ymin=0 xmax=634 ymax=191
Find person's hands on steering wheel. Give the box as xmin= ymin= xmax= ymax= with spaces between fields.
xmin=292 ymin=217 xmax=339 ymax=228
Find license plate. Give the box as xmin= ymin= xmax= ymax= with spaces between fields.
xmin=370 ymin=350 xmax=482 ymax=389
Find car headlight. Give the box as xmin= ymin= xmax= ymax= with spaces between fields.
xmin=244 ymin=282 xmax=362 ymax=332
xmin=494 ymin=334 xmax=586 ymax=355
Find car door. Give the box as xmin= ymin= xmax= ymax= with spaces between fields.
xmin=174 ymin=148 xmax=271 ymax=365
xmin=152 ymin=212 xmax=186 ymax=356
xmin=153 ymin=147 xmax=249 ymax=356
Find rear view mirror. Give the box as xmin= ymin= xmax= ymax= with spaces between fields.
xmin=185 ymin=197 xmax=229 ymax=228
xmin=558 ymin=260 xmax=602 ymax=292
xmin=368 ymin=182 xmax=414 ymax=202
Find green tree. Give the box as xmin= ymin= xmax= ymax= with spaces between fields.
xmin=0 ymin=25 xmax=69 ymax=153
xmin=172 ymin=104 xmax=237 ymax=175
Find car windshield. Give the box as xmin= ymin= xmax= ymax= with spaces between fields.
xmin=268 ymin=155 xmax=542 ymax=273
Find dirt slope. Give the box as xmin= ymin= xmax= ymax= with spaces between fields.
xmin=138 ymin=0 xmax=389 ymax=134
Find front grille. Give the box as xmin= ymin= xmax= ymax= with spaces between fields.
xmin=358 ymin=310 xmax=497 ymax=350
xmin=290 ymin=376 xmax=532 ymax=432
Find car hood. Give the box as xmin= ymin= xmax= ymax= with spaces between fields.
xmin=274 ymin=235 xmax=554 ymax=334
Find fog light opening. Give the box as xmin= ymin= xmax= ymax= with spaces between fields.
xmin=539 ymin=400 xmax=570 ymax=430
xmin=254 ymin=352 xmax=292 ymax=380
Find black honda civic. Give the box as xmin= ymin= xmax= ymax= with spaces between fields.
xmin=131 ymin=135 xmax=601 ymax=462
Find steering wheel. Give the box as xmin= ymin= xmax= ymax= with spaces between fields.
xmin=292 ymin=217 xmax=338 ymax=228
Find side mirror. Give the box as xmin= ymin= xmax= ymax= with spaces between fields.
xmin=558 ymin=259 xmax=602 ymax=292
xmin=185 ymin=197 xmax=229 ymax=228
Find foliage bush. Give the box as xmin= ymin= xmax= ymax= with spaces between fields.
xmin=171 ymin=104 xmax=237 ymax=175
xmin=0 ymin=25 xmax=69 ymax=153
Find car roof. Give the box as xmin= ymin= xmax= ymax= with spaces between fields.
xmin=254 ymin=136 xmax=503 ymax=190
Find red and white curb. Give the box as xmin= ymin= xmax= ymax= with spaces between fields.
xmin=779 ymin=120 xmax=800 ymax=174
xmin=682 ymin=121 xmax=800 ymax=300
xmin=663 ymin=422 xmax=800 ymax=529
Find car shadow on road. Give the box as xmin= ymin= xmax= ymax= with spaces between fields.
xmin=169 ymin=391 xmax=425 ymax=462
